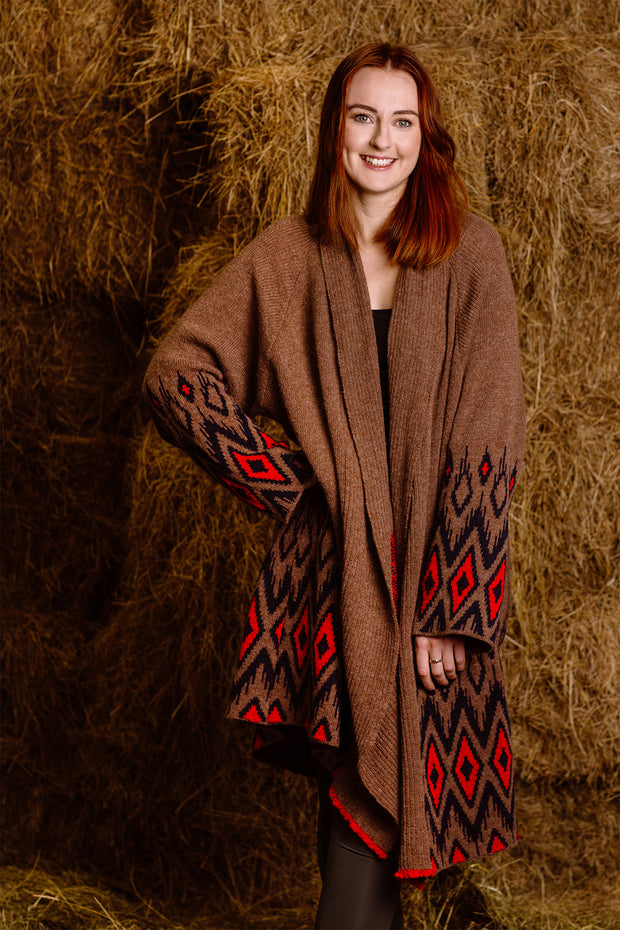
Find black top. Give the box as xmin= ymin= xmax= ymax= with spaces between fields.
xmin=371 ymin=308 xmax=392 ymax=442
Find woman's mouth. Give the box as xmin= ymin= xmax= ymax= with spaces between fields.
xmin=360 ymin=155 xmax=396 ymax=168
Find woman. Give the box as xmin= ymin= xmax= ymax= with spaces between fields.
xmin=144 ymin=43 xmax=526 ymax=930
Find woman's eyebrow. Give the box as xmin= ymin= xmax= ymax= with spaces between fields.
xmin=347 ymin=103 xmax=419 ymax=115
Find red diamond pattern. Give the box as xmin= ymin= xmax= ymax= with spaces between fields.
xmin=314 ymin=612 xmax=336 ymax=676
xmin=487 ymin=558 xmax=506 ymax=623
xmin=273 ymin=617 xmax=285 ymax=645
xmin=427 ymin=741 xmax=445 ymax=809
xmin=233 ymin=451 xmax=286 ymax=482
xmin=258 ymin=429 xmax=288 ymax=450
xmin=242 ymin=699 xmax=265 ymax=723
xmin=492 ymin=725 xmax=512 ymax=790
xmin=450 ymin=549 xmax=477 ymax=614
xmin=220 ymin=474 xmax=265 ymax=510
xmin=312 ymin=720 xmax=331 ymax=742
xmin=455 ymin=734 xmax=480 ymax=801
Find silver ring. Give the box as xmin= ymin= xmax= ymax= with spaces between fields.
xmin=429 ymin=657 xmax=443 ymax=665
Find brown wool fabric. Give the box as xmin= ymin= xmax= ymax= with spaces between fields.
xmin=144 ymin=213 xmax=526 ymax=880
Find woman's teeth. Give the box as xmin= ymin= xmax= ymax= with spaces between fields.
xmin=361 ymin=156 xmax=395 ymax=167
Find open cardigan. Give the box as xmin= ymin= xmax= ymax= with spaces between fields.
xmin=144 ymin=213 xmax=526 ymax=881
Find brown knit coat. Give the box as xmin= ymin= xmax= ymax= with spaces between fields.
xmin=144 ymin=213 xmax=526 ymax=881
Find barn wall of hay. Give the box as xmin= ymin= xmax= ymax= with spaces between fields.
xmin=2 ymin=1 xmax=619 ymax=928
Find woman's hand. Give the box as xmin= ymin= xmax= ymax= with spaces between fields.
xmin=414 ymin=635 xmax=466 ymax=693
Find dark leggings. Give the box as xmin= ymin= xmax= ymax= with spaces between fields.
xmin=314 ymin=770 xmax=404 ymax=930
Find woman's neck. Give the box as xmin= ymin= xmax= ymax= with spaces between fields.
xmin=351 ymin=188 xmax=400 ymax=248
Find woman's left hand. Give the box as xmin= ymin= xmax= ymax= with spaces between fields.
xmin=414 ymin=635 xmax=466 ymax=693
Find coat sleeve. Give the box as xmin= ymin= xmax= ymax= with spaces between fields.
xmin=142 ymin=226 xmax=315 ymax=521
xmin=413 ymin=223 xmax=526 ymax=651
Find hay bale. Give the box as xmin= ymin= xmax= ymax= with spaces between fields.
xmin=3 ymin=848 xmax=619 ymax=930
xmin=2 ymin=100 xmax=161 ymax=303
xmin=1 ymin=299 xmax=137 ymax=619
xmin=0 ymin=3 xmax=187 ymax=303
xmin=479 ymin=36 xmax=620 ymax=782
xmin=3 ymin=0 xmax=122 ymax=92
xmin=1 ymin=295 xmax=141 ymax=875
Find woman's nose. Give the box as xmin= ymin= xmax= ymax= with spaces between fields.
xmin=370 ymin=121 xmax=391 ymax=149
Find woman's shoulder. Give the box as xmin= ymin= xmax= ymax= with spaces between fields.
xmin=227 ymin=216 xmax=319 ymax=311
xmin=452 ymin=212 xmax=507 ymax=269
xmin=447 ymin=213 xmax=516 ymax=329
xmin=248 ymin=215 xmax=317 ymax=263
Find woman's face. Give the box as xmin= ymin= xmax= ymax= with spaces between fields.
xmin=342 ymin=66 xmax=421 ymax=204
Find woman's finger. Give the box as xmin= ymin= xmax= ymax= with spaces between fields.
xmin=429 ymin=652 xmax=449 ymax=686
xmin=441 ymin=646 xmax=457 ymax=680
xmin=454 ymin=637 xmax=467 ymax=671
xmin=415 ymin=636 xmax=436 ymax=692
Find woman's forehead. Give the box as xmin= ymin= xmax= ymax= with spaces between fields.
xmin=346 ymin=67 xmax=419 ymax=108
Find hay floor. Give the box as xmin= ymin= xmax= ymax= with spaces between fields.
xmin=2 ymin=862 xmax=620 ymax=930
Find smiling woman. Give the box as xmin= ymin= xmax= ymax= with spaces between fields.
xmin=144 ymin=42 xmax=525 ymax=930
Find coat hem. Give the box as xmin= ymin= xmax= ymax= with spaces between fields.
xmin=395 ymin=866 xmax=435 ymax=890
xmin=329 ymin=784 xmax=388 ymax=859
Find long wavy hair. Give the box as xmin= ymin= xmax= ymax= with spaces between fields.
xmin=306 ymin=43 xmax=467 ymax=269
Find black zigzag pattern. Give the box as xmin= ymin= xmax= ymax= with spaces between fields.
xmin=417 ymin=446 xmax=519 ymax=645
xmin=227 ymin=487 xmax=344 ymax=750
xmin=146 ymin=369 xmax=312 ymax=520
xmin=419 ymin=656 xmax=515 ymax=863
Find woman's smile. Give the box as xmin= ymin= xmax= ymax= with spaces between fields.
xmin=360 ymin=155 xmax=397 ymax=168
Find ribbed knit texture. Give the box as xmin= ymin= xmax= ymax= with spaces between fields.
xmin=144 ymin=213 xmax=526 ymax=878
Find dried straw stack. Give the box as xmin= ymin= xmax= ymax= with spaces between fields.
xmin=2 ymin=0 xmax=619 ymax=927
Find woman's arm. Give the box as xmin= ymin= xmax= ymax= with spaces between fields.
xmin=143 ymin=224 xmax=315 ymax=521
xmin=144 ymin=366 xmax=314 ymax=520
xmin=413 ymin=222 xmax=526 ymax=687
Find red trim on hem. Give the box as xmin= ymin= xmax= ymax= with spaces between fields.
xmin=395 ymin=866 xmax=436 ymax=880
xmin=329 ymin=786 xmax=388 ymax=859
xmin=396 ymin=855 xmax=437 ymax=886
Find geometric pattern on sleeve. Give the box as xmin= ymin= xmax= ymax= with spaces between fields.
xmin=146 ymin=369 xmax=313 ymax=521
xmin=226 ymin=485 xmax=346 ymax=762
xmin=417 ymin=446 xmax=519 ymax=647
xmin=147 ymin=366 xmax=346 ymax=768
xmin=418 ymin=652 xmax=516 ymax=867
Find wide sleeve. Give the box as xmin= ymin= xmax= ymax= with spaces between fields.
xmin=414 ymin=224 xmax=526 ymax=651
xmin=142 ymin=225 xmax=315 ymax=521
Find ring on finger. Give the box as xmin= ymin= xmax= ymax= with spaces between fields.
xmin=429 ymin=657 xmax=443 ymax=666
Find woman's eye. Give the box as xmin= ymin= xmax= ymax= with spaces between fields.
xmin=396 ymin=119 xmax=412 ymax=128
xmin=353 ymin=113 xmax=371 ymax=123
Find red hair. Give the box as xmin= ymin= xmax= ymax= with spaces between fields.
xmin=306 ymin=43 xmax=467 ymax=269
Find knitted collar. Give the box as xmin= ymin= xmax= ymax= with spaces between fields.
xmin=319 ymin=237 xmax=451 ymax=588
